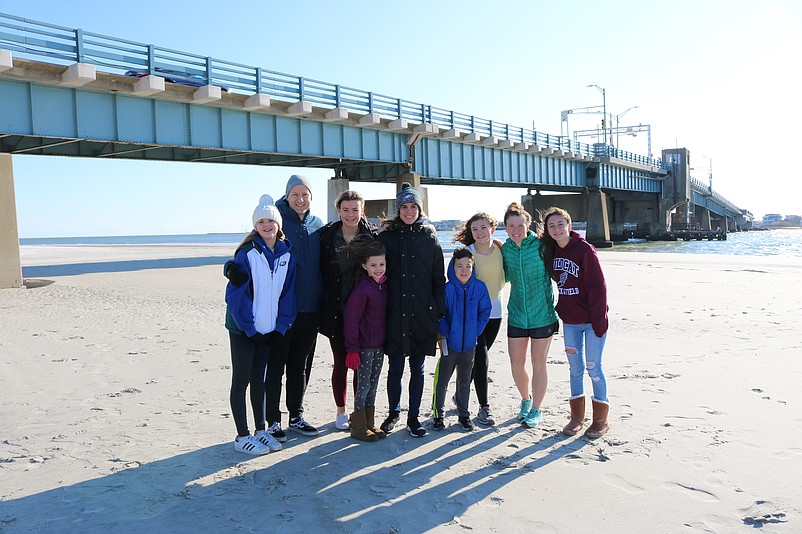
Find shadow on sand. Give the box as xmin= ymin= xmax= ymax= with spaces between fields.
xmin=21 ymin=256 xmax=228 ymax=278
xmin=1 ymin=420 xmax=588 ymax=532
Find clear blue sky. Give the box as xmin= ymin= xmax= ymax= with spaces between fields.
xmin=7 ymin=0 xmax=801 ymax=237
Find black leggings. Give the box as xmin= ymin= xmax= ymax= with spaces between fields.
xmin=229 ymin=331 xmax=269 ymax=437
xmin=471 ymin=318 xmax=501 ymax=407
xmin=265 ymin=312 xmax=319 ymax=424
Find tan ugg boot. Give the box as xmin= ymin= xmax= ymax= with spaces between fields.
xmin=584 ymin=400 xmax=610 ymax=439
xmin=365 ymin=406 xmax=386 ymax=439
xmin=562 ymin=397 xmax=586 ymax=436
xmin=350 ymin=410 xmax=378 ymax=442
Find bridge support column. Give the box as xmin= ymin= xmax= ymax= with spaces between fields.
xmin=585 ymin=189 xmax=612 ymax=248
xmin=0 ymin=154 xmax=23 ymax=288
xmin=327 ymin=176 xmax=350 ymax=223
xmin=523 ymin=190 xmax=611 ymax=248
xmin=698 ymin=208 xmax=711 ymax=230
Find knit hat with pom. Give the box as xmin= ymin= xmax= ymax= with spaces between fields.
xmin=395 ymin=182 xmax=423 ymax=214
xmin=252 ymin=194 xmax=282 ymax=228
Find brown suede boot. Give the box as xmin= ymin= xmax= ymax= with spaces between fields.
xmin=365 ymin=406 xmax=386 ymax=439
xmin=562 ymin=397 xmax=586 ymax=436
xmin=584 ymin=400 xmax=610 ymax=439
xmin=350 ymin=410 xmax=378 ymax=442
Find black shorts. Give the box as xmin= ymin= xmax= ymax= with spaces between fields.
xmin=508 ymin=321 xmax=559 ymax=339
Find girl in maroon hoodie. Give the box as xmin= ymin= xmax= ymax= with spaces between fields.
xmin=541 ymin=207 xmax=610 ymax=439
xmin=342 ymin=236 xmax=388 ymax=442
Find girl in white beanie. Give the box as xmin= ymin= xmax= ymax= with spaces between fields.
xmin=224 ymin=195 xmax=297 ymax=455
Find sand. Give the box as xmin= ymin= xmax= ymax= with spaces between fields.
xmin=1 ymin=245 xmax=800 ymax=533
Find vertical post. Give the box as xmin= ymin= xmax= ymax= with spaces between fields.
xmin=205 ymin=56 xmax=213 ymax=85
xmin=147 ymin=45 xmax=155 ymax=74
xmin=255 ymin=67 xmax=262 ymax=93
xmin=75 ymin=28 xmax=84 ymax=63
xmin=0 ymin=154 xmax=23 ymax=288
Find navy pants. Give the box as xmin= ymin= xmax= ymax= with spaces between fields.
xmin=386 ymin=353 xmax=426 ymax=418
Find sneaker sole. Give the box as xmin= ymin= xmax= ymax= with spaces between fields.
xmin=406 ymin=426 xmax=427 ymax=438
xmin=289 ymin=428 xmax=320 ymax=437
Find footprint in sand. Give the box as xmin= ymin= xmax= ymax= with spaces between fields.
xmin=604 ymin=474 xmax=645 ymax=495
xmin=741 ymin=500 xmax=788 ymax=526
xmin=663 ymin=482 xmax=719 ymax=502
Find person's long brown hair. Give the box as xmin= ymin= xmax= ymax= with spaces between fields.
xmin=539 ymin=206 xmax=572 ymax=281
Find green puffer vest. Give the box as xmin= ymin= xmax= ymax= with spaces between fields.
xmin=501 ymin=232 xmax=558 ymax=329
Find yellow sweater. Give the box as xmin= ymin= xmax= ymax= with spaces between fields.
xmin=469 ymin=243 xmax=505 ymax=319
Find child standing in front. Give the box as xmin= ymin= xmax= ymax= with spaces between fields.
xmin=224 ymin=194 xmax=296 ymax=455
xmin=432 ymin=247 xmax=492 ymax=431
xmin=343 ymin=236 xmax=388 ymax=442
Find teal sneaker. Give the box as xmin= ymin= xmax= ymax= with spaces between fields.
xmin=517 ymin=398 xmax=533 ymax=421
xmin=522 ymin=407 xmax=542 ymax=429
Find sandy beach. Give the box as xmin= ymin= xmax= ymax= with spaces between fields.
xmin=1 ymin=245 xmax=800 ymax=533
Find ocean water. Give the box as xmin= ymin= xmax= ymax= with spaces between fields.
xmin=19 ymin=229 xmax=802 ymax=258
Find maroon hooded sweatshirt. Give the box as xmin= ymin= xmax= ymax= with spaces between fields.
xmin=552 ymin=231 xmax=609 ymax=337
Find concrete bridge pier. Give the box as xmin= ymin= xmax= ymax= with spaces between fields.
xmin=522 ymin=189 xmax=611 ymax=248
xmin=0 ymin=154 xmax=23 ymax=288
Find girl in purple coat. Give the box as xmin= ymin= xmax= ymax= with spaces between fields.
xmin=342 ymin=236 xmax=388 ymax=442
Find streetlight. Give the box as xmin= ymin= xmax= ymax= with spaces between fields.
xmin=587 ymin=84 xmax=607 ymax=144
xmin=614 ymin=105 xmax=639 ymax=148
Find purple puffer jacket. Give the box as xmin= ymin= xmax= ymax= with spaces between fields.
xmin=343 ymin=273 xmax=387 ymax=352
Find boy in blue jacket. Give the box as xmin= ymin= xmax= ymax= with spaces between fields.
xmin=432 ymin=247 xmax=492 ymax=431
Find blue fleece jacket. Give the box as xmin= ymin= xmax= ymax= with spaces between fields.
xmin=276 ymin=196 xmax=324 ymax=313
xmin=438 ymin=257 xmax=492 ymax=353
xmin=225 ymin=236 xmax=296 ymax=337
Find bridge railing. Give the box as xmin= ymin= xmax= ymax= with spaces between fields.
xmin=690 ymin=177 xmax=739 ymax=213
xmin=0 ymin=11 xmax=665 ymax=170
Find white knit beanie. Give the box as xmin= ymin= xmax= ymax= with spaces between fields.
xmin=252 ymin=194 xmax=282 ymax=228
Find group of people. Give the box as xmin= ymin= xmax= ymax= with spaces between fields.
xmin=223 ymin=175 xmax=610 ymax=455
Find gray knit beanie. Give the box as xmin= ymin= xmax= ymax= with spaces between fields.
xmin=395 ymin=182 xmax=423 ymax=214
xmin=285 ymin=174 xmax=313 ymax=198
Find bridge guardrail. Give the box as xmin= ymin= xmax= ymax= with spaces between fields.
xmin=0 ymin=11 xmax=666 ymax=171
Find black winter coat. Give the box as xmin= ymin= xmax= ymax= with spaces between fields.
xmin=377 ymin=217 xmax=446 ymax=358
xmin=319 ymin=219 xmax=378 ymax=338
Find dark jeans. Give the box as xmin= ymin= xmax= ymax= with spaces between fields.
xmin=386 ymin=353 xmax=426 ymax=418
xmin=471 ymin=318 xmax=501 ymax=406
xmin=265 ymin=312 xmax=319 ymax=424
xmin=229 ymin=332 xmax=269 ymax=437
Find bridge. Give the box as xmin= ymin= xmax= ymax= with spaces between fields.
xmin=0 ymin=12 xmax=747 ymax=288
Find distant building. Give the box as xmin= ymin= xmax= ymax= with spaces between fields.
xmin=762 ymin=213 xmax=783 ymax=226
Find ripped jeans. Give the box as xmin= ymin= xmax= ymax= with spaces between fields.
xmin=562 ymin=322 xmax=608 ymax=403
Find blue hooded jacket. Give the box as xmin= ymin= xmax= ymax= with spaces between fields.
xmin=225 ymin=235 xmax=296 ymax=337
xmin=438 ymin=256 xmax=492 ymax=353
xmin=276 ymin=196 xmax=324 ymax=313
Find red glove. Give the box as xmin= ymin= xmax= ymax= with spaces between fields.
xmin=346 ymin=352 xmax=361 ymax=370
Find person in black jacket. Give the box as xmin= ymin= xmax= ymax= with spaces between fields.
xmin=377 ymin=182 xmax=446 ymax=437
xmin=319 ymin=190 xmax=378 ymax=431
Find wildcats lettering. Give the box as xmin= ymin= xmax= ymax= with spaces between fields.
xmin=558 ymin=287 xmax=579 ymax=295
xmin=553 ymin=257 xmax=579 ymax=277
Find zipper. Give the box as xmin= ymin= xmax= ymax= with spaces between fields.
xmin=461 ymin=283 xmax=467 ymax=350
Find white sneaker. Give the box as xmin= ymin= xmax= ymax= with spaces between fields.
xmin=335 ymin=412 xmax=350 ymax=430
xmin=254 ymin=430 xmax=282 ymax=451
xmin=233 ymin=435 xmax=269 ymax=455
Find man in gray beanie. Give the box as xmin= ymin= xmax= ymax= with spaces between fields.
xmin=262 ymin=174 xmax=324 ymax=441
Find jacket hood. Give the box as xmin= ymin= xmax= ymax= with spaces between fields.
xmin=447 ymin=254 xmax=479 ymax=286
